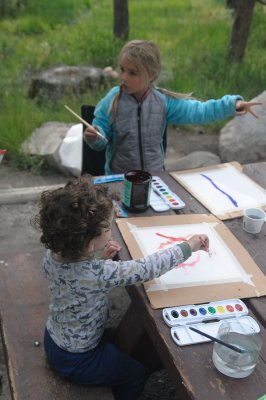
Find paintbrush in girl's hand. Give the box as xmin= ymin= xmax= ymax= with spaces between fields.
xmin=189 ymin=326 xmax=247 ymax=354
xmin=64 ymin=105 xmax=108 ymax=143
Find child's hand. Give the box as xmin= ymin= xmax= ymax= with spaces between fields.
xmin=236 ymin=100 xmax=262 ymax=118
xmin=84 ymin=125 xmax=100 ymax=143
xmin=187 ymin=234 xmax=209 ymax=253
xmin=102 ymin=240 xmax=121 ymax=260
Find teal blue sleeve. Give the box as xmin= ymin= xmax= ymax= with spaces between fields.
xmin=165 ymin=94 xmax=243 ymax=125
xmin=85 ymin=86 xmax=120 ymax=151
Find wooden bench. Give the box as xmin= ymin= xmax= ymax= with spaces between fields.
xmin=0 ymin=250 xmax=114 ymax=400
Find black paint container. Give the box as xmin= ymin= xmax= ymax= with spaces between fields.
xmin=122 ymin=170 xmax=152 ymax=212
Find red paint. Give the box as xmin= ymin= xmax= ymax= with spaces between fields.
xmin=180 ymin=310 xmax=188 ymax=317
xmin=235 ymin=304 xmax=243 ymax=311
xmin=155 ymin=232 xmax=200 ymax=269
xmin=178 ymin=253 xmax=200 ymax=269
xmin=156 ymin=233 xmax=188 ymax=244
xmin=226 ymin=305 xmax=234 ymax=312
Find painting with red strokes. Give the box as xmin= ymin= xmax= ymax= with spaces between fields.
xmin=131 ymin=223 xmax=244 ymax=288
xmin=117 ymin=214 xmax=266 ymax=308
xmin=156 ymin=232 xmax=201 ymax=269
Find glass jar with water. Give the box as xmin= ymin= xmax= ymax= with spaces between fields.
xmin=212 ymin=320 xmax=262 ymax=378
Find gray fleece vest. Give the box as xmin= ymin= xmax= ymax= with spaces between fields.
xmin=109 ymin=91 xmax=166 ymax=173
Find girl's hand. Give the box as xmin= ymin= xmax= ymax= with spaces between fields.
xmin=236 ymin=100 xmax=262 ymax=118
xmin=102 ymin=240 xmax=121 ymax=260
xmin=84 ymin=125 xmax=100 ymax=143
xmin=187 ymin=234 xmax=209 ymax=253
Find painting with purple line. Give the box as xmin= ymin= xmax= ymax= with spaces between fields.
xmin=200 ymin=173 xmax=238 ymax=207
xmin=170 ymin=162 xmax=266 ymax=220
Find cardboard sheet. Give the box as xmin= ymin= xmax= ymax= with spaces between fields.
xmin=170 ymin=162 xmax=266 ymax=220
xmin=116 ymin=214 xmax=266 ymax=309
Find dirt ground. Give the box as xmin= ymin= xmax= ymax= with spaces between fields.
xmin=0 ymin=128 xmax=219 ymax=400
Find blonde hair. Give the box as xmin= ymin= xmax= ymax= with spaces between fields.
xmin=109 ymin=40 xmax=192 ymax=118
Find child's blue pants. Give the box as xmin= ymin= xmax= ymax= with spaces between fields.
xmin=44 ymin=329 xmax=146 ymax=400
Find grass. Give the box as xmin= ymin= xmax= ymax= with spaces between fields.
xmin=0 ymin=0 xmax=265 ymax=166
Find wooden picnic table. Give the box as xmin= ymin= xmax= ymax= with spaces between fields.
xmin=109 ymin=162 xmax=266 ymax=400
xmin=1 ymin=162 xmax=265 ymax=400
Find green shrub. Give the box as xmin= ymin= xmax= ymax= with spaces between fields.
xmin=12 ymin=16 xmax=49 ymax=34
xmin=0 ymin=0 xmax=23 ymax=18
xmin=10 ymin=152 xmax=59 ymax=175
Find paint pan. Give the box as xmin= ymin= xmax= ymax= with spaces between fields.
xmin=151 ymin=176 xmax=185 ymax=210
xmin=162 ymin=299 xmax=248 ymax=327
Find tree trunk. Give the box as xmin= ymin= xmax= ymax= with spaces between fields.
xmin=227 ymin=0 xmax=256 ymax=62
xmin=113 ymin=0 xmax=129 ymax=39
xmin=226 ymin=0 xmax=238 ymax=10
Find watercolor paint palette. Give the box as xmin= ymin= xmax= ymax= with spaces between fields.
xmin=162 ymin=299 xmax=248 ymax=327
xmin=151 ymin=176 xmax=185 ymax=210
xmin=170 ymin=315 xmax=260 ymax=346
xmin=150 ymin=189 xmax=170 ymax=212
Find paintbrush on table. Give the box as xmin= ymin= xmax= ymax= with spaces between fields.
xmin=64 ymin=105 xmax=108 ymax=143
xmin=189 ymin=326 xmax=247 ymax=354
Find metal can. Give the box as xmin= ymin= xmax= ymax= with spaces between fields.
xmin=122 ymin=170 xmax=152 ymax=212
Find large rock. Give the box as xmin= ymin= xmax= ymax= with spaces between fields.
xmin=28 ymin=66 xmax=118 ymax=102
xmin=21 ymin=122 xmax=74 ymax=175
xmin=22 ymin=121 xmax=222 ymax=176
xmin=165 ymin=151 xmax=221 ymax=171
xmin=219 ymin=91 xmax=266 ymax=163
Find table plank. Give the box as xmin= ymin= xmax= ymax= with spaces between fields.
xmin=239 ymin=163 xmax=266 ymax=326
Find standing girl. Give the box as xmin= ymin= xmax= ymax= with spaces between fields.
xmin=84 ymin=39 xmax=261 ymax=175
xmin=34 ymin=177 xmax=209 ymax=400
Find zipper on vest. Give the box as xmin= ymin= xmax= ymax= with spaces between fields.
xmin=137 ymin=103 xmax=144 ymax=169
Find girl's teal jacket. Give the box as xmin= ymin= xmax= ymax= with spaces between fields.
xmin=86 ymin=86 xmax=242 ymax=175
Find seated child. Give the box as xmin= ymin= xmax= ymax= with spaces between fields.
xmin=33 ymin=177 xmax=209 ymax=400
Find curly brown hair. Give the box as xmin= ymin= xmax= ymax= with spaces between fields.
xmin=33 ymin=177 xmax=113 ymax=260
